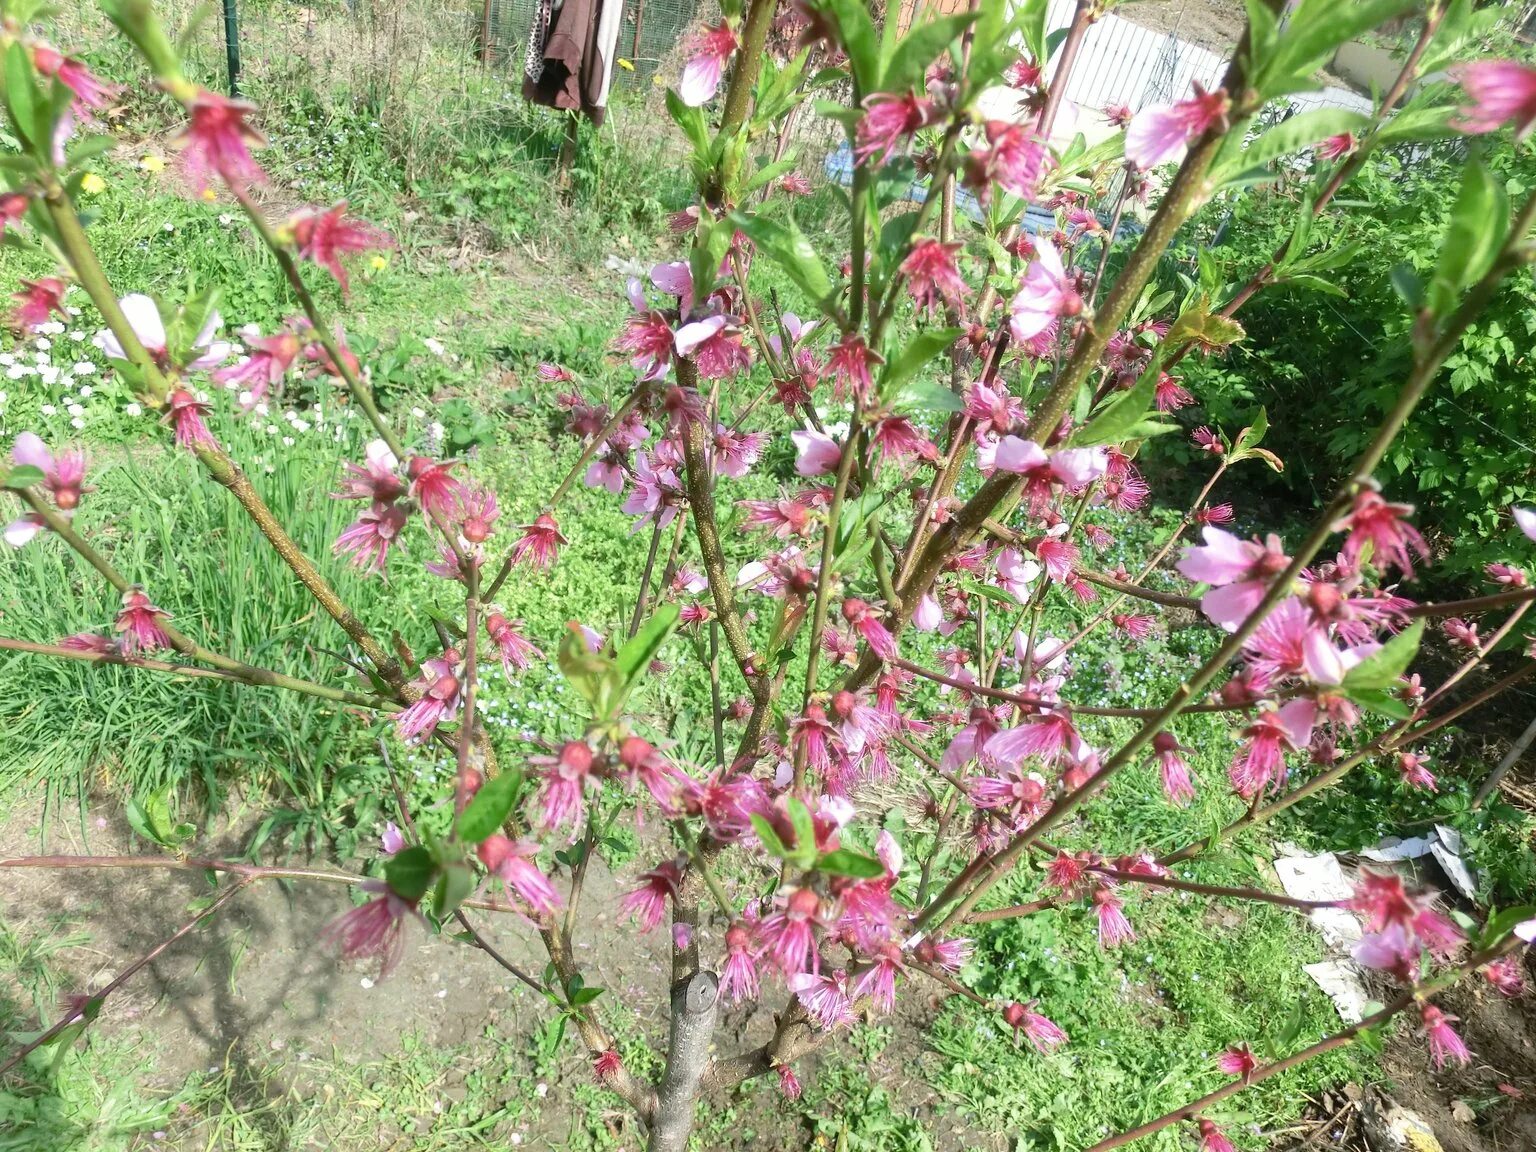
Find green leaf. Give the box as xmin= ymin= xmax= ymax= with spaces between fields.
xmin=432 ymin=861 xmax=475 ymax=919
xmin=1017 ymin=0 xmax=1049 ymax=64
xmin=884 ymin=12 xmax=976 ymax=93
xmin=4 ymin=463 xmax=44 ymax=489
xmin=1070 ymin=353 xmax=1161 ymax=447
xmin=784 ymin=797 xmax=819 ymax=866
xmin=1430 ymin=161 xmax=1508 ymax=315
xmin=1480 ymin=905 xmax=1536 ymax=947
xmin=897 ymin=377 xmax=964 ymax=414
xmin=1350 ymin=687 xmax=1413 ymax=721
xmin=665 ymin=89 xmax=710 ymax=152
xmin=732 ymin=212 xmax=832 ymax=305
xmin=1167 ymin=303 xmax=1246 ymax=353
xmin=816 ymin=848 xmax=886 ymax=878
xmin=744 ymin=154 xmax=800 ymax=195
xmin=1342 ymin=619 xmax=1425 ymax=692
xmin=689 ymin=218 xmax=734 ymax=304
xmin=385 ymin=845 xmax=437 ymax=903
xmin=960 ymin=579 xmax=1020 ymax=607
xmin=1260 ymin=0 xmax=1416 ymax=96
xmin=1216 ymin=110 xmax=1370 ymax=184
xmin=878 ymin=328 xmax=961 ymax=396
xmin=750 ymin=813 xmax=789 ymax=859
xmin=820 ymin=0 xmax=881 ymax=94
xmin=1231 ymin=406 xmax=1268 ymax=455
xmin=616 ymin=602 xmax=681 ymax=686
xmin=1279 ymin=272 xmax=1347 ymax=298
xmin=457 ymin=767 xmax=524 ymax=844
xmin=5 ymin=42 xmax=36 ymax=151
xmin=570 ymin=985 xmax=605 ymax=1006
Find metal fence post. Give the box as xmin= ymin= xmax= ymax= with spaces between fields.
xmin=222 ymin=0 xmax=241 ymax=97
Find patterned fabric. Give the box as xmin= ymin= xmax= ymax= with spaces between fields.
xmin=524 ymin=0 xmax=555 ymax=84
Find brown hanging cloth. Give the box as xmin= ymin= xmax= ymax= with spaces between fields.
xmin=523 ymin=0 xmax=619 ymax=127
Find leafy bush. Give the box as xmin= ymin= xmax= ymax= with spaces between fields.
xmin=1173 ymin=136 xmax=1536 ymax=581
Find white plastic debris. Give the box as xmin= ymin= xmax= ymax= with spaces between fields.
xmin=1359 ymin=835 xmax=1435 ymax=862
xmin=1430 ymin=824 xmax=1479 ymax=901
xmin=1273 ymin=847 xmax=1361 ymax=946
xmin=1303 ymin=960 xmax=1371 ymax=1025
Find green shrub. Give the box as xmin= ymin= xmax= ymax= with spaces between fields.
xmin=1169 ymin=137 xmax=1536 ymax=582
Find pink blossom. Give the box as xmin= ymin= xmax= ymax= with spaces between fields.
xmin=1396 ymin=751 xmax=1437 ymax=792
xmin=334 ymin=502 xmax=410 ymax=573
xmin=1197 ymin=1118 xmax=1236 ymax=1152
xmin=901 ymin=238 xmax=968 ymax=312
xmin=1336 ymin=489 xmax=1428 ymax=577
xmin=114 ymin=588 xmax=174 ymax=656
xmin=968 ymin=763 xmax=1047 ymax=825
xmin=623 ymin=452 xmax=683 ymax=530
xmin=1421 ymin=1004 xmax=1471 ymax=1068
xmin=841 ymin=597 xmax=897 ymax=661
xmin=478 ymin=835 xmax=564 ymax=920
xmin=31 ymin=43 xmax=119 ymax=115
xmin=778 ymin=1065 xmax=802 ymax=1100
xmin=1243 ymin=596 xmax=1345 ymax=686
xmin=1513 ymin=504 xmax=1536 ymax=542
xmin=1125 ymin=85 xmax=1229 ymax=168
xmin=406 ymin=456 xmax=462 ymax=519
xmin=175 ymin=89 xmax=266 ymax=193
xmin=677 ymin=316 xmax=751 ymax=380
xmin=1177 ymin=527 xmax=1291 ymax=631
xmin=164 ymin=390 xmax=216 ymax=450
xmin=755 ymin=886 xmax=827 ymax=976
xmin=485 ymin=612 xmax=542 ymax=675
xmin=320 ymin=884 xmax=415 ymax=978
xmin=1216 ymin=1044 xmax=1256 ymax=1080
xmin=678 ymin=22 xmax=738 ymax=106
xmin=287 ymin=203 xmax=393 ymax=294
xmin=1092 ymin=886 xmax=1135 ymax=948
xmin=1004 ymin=58 xmax=1042 ymax=89
xmin=713 ymin=424 xmax=768 ymax=479
xmin=1453 ymin=59 xmax=1536 ymax=139
xmin=511 ymin=513 xmax=566 ymax=569
xmin=10 ymin=432 xmax=88 ymax=513
xmin=1483 ymin=955 xmax=1525 ymax=997
xmin=615 ymin=309 xmax=676 ymax=380
xmin=913 ymin=935 xmax=972 ymax=973
xmin=965 ymin=379 xmax=1024 ymax=436
xmin=533 ymin=740 xmax=596 ymax=833
xmin=1155 ymin=372 xmax=1194 ymax=411
xmin=854 ymin=91 xmax=937 ymax=167
xmin=1153 ymin=731 xmax=1195 ymax=807
xmin=593 ymin=1049 xmax=623 ymax=1081
xmin=720 ymin=920 xmax=761 ymax=1003
xmin=381 ymin=822 xmax=405 ymax=855
xmin=780 ymin=171 xmax=813 ymax=195
xmin=996 ymin=548 xmax=1040 ymax=602
xmin=1009 ymin=236 xmax=1080 ymax=342
xmin=966 ymin=120 xmax=1048 ymax=201
xmin=11 ymin=277 xmax=67 ymax=332
xmin=621 ymin=859 xmax=684 ymax=932
xmin=828 ymin=333 xmax=880 ymax=401
xmin=792 ymin=428 xmax=842 ymax=477
xmin=1317 ymin=132 xmax=1356 ymax=160
xmin=790 ymin=970 xmax=854 ymax=1030
xmin=394 ymin=651 xmax=463 ymax=745
xmin=1485 ymin=562 xmax=1527 ymax=587
xmin=215 ymin=329 xmax=301 ymax=403
xmin=1229 ymin=702 xmax=1313 ymax=798
xmin=1002 ymin=1000 xmax=1068 ymax=1053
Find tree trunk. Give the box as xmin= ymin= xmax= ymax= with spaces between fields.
xmin=647 ymin=970 xmax=719 ymax=1152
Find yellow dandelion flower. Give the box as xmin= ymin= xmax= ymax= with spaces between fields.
xmin=617 ymin=58 xmax=635 ymax=71
xmin=200 ymin=188 xmax=217 ymax=202
xmin=80 ymin=172 xmax=107 ymax=195
xmin=140 ymin=155 xmax=166 ymax=173
xmin=369 ymin=254 xmax=389 ymax=271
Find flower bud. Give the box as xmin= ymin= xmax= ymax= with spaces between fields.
xmin=477 ymin=833 xmax=514 ymax=872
